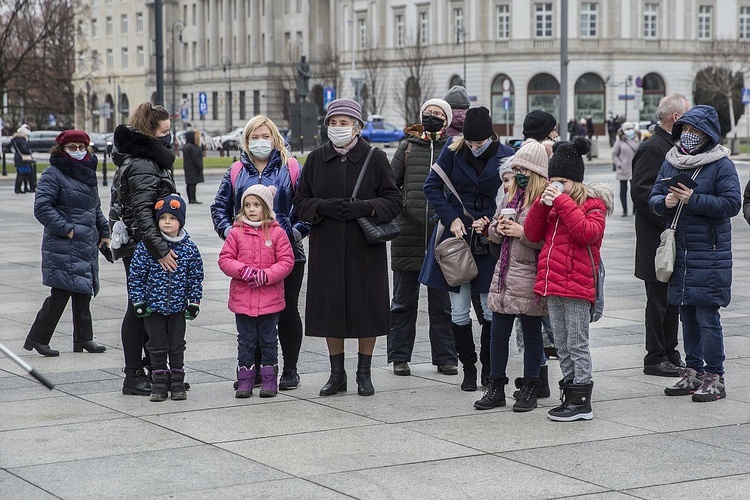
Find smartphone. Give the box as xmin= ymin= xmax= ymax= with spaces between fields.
xmin=661 ymin=173 xmax=698 ymax=190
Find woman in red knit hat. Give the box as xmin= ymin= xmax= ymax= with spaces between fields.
xmin=23 ymin=130 xmax=111 ymax=356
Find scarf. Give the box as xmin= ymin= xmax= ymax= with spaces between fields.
xmin=420 ymin=129 xmax=445 ymax=142
xmin=497 ymin=188 xmax=525 ymax=289
xmin=465 ymin=141 xmax=500 ymax=175
xmin=665 ymin=144 xmax=729 ymax=169
xmin=49 ymin=153 xmax=99 ymax=186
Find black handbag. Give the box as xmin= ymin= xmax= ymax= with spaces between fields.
xmin=351 ymin=147 xmax=400 ymax=245
xmin=469 ymin=231 xmax=489 ymax=256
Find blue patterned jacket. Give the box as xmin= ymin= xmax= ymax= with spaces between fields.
xmin=127 ymin=230 xmax=204 ymax=314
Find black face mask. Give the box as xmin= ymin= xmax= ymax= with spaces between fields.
xmin=422 ymin=115 xmax=445 ymax=133
xmin=159 ymin=134 xmax=173 ymax=148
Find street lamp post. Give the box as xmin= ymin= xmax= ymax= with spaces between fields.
xmin=456 ymin=25 xmax=467 ymax=89
xmin=223 ymin=57 xmax=232 ymax=131
xmin=170 ymin=20 xmax=185 ymax=126
xmin=624 ymin=75 xmax=633 ymax=122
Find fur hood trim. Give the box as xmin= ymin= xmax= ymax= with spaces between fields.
xmin=112 ymin=124 xmax=175 ymax=171
xmin=585 ymin=182 xmax=615 ymax=215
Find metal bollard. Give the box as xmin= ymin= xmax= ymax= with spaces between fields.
xmin=2 ymin=148 xmax=6 ymax=176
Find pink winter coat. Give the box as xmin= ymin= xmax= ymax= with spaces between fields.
xmin=218 ymin=220 xmax=295 ymax=317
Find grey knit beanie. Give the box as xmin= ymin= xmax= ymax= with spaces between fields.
xmin=444 ymin=86 xmax=470 ymax=110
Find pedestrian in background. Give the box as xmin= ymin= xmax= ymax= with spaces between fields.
xmin=419 ymin=106 xmax=515 ymax=392
xmin=182 ymin=130 xmax=204 ymax=204
xmin=612 ymin=121 xmax=640 ymax=217
xmin=12 ymin=124 xmax=33 ymax=194
xmin=219 ymin=184 xmax=295 ymax=399
xmin=388 ymin=98 xmax=457 ymax=377
xmin=110 ymin=102 xmax=177 ymax=396
xmin=525 ymin=137 xmax=614 ymax=421
xmin=444 ymin=85 xmax=470 ymax=137
xmin=128 ymin=194 xmax=204 ymax=402
xmin=294 ymin=98 xmax=402 ymax=397
xmin=24 ymin=130 xmax=109 ymax=357
xmin=651 ymin=105 xmax=741 ymax=403
xmin=211 ymin=114 xmax=309 ymax=391
xmin=631 ymin=94 xmax=690 ymax=377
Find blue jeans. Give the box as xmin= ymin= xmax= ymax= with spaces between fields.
xmin=449 ymin=284 xmax=491 ymax=325
xmin=236 ymin=313 xmax=279 ymax=367
xmin=679 ymin=305 xmax=724 ymax=375
xmin=490 ymin=312 xmax=543 ymax=380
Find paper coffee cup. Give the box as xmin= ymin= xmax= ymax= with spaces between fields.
xmin=500 ymin=208 xmax=516 ymax=221
xmin=544 ymin=182 xmax=565 ymax=206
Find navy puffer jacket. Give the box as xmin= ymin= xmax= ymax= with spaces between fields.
xmin=649 ymin=105 xmax=741 ymax=307
xmin=34 ymin=153 xmax=109 ymax=296
xmin=210 ymin=149 xmax=309 ymax=262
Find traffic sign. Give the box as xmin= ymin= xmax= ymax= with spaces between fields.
xmin=502 ymin=97 xmax=511 ymax=111
xmin=198 ymin=92 xmax=208 ymax=116
xmin=742 ymin=87 xmax=750 ymax=105
xmin=180 ymin=108 xmax=189 ymax=121
xmin=323 ymin=86 xmax=335 ymax=110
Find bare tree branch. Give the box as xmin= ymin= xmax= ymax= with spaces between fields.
xmin=361 ymin=48 xmax=386 ymax=117
xmin=393 ymin=30 xmax=433 ymax=125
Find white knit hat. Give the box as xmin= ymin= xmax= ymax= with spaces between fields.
xmin=509 ymin=140 xmax=549 ymax=179
xmin=16 ymin=124 xmax=30 ymax=136
xmin=420 ymin=98 xmax=453 ymax=128
xmin=241 ymin=184 xmax=277 ymax=220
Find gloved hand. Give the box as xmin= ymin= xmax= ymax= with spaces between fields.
xmin=185 ymin=303 xmax=200 ymax=321
xmin=133 ymin=302 xmax=152 ymax=317
xmin=240 ymin=266 xmax=258 ymax=283
xmin=338 ymin=200 xmax=372 ymax=220
xmin=317 ymin=199 xmax=345 ymax=219
xmin=248 ymin=268 xmax=268 ymax=288
xmin=291 ymin=228 xmax=302 ymax=242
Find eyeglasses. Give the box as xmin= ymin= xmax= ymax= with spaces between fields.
xmin=512 ymin=167 xmax=529 ymax=175
xmin=423 ymin=111 xmax=446 ymax=119
xmin=64 ymin=144 xmax=87 ymax=152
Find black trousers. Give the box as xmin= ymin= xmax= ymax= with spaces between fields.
xmin=15 ymin=172 xmax=30 ymax=193
xmin=620 ymin=180 xmax=630 ymax=214
xmin=387 ymin=270 xmax=456 ymax=366
xmin=144 ymin=312 xmax=186 ymax=370
xmin=27 ymin=288 xmax=93 ymax=346
xmin=644 ymin=280 xmax=681 ymax=366
xmin=186 ymin=184 xmax=198 ymax=202
xmin=254 ymin=261 xmax=305 ymax=370
xmin=121 ymin=257 xmax=150 ymax=370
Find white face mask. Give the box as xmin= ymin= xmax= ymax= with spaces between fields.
xmin=328 ymin=126 xmax=355 ymax=147
xmin=624 ymin=129 xmax=635 ymax=139
xmin=249 ymin=139 xmax=273 ymax=160
xmin=67 ymin=150 xmax=87 ymax=161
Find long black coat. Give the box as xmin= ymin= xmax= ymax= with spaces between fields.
xmin=631 ymin=125 xmax=672 ymax=281
xmin=182 ymin=132 xmax=204 ymax=185
xmin=34 ymin=154 xmax=109 ymax=296
xmin=390 ymin=127 xmax=449 ymax=272
xmin=294 ymin=138 xmax=403 ymax=338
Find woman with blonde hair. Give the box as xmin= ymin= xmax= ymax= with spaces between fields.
xmin=211 ymin=115 xmax=309 ymax=390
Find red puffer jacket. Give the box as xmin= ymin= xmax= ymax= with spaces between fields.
xmin=524 ymin=183 xmax=614 ymax=303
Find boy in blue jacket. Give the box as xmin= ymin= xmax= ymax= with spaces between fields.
xmin=128 ymin=194 xmax=204 ymax=402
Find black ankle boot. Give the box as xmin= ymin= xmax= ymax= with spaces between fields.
xmin=461 ymin=364 xmax=478 ymax=391
xmin=23 ymin=339 xmax=59 ymax=357
xmin=474 ymin=377 xmax=507 ymax=410
xmin=548 ymin=381 xmax=594 ymax=421
xmin=150 ymin=370 xmax=170 ymax=402
xmin=356 ymin=353 xmax=375 ymax=396
xmin=319 ymin=353 xmax=347 ymax=396
xmin=170 ymin=369 xmax=187 ymax=400
xmin=73 ymin=340 xmax=107 ymax=353
xmin=537 ymin=365 xmax=551 ymax=398
xmin=452 ymin=322 xmax=478 ymax=391
xmin=512 ymin=378 xmax=539 ymax=412
xmin=122 ymin=368 xmax=152 ymax=396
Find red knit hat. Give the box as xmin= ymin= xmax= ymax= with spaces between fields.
xmin=55 ymin=130 xmax=90 ymax=146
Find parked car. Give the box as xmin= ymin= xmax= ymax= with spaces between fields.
xmin=635 ymin=120 xmax=656 ymax=140
xmin=27 ymin=130 xmax=61 ymax=152
xmin=360 ymin=116 xmax=405 ymax=146
xmin=1 ymin=136 xmax=12 ymax=153
xmin=218 ymin=127 xmax=244 ymax=151
xmin=175 ymin=129 xmax=221 ymax=150
xmin=87 ymin=132 xmax=110 ymax=152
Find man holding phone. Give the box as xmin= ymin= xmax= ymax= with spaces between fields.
xmin=631 ymin=94 xmax=690 ymax=377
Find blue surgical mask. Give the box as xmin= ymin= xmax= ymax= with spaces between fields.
xmin=470 ymin=139 xmax=492 ymax=157
xmin=67 ymin=150 xmax=87 ymax=161
xmin=624 ymin=129 xmax=635 ymax=139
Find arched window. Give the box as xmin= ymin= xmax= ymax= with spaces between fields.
xmin=310 ymin=84 xmax=324 ymax=116
xmin=574 ymin=72 xmax=605 ymax=135
xmin=449 ymin=75 xmax=464 ymax=88
xmin=120 ymin=93 xmax=130 ymax=123
xmin=90 ymin=94 xmax=99 ymax=132
xmin=641 ymin=72 xmax=666 ymax=122
xmin=491 ymin=74 xmax=514 ymax=135
xmin=105 ymin=94 xmax=115 ymax=133
xmin=527 ymin=73 xmax=560 ymax=121
xmin=405 ymin=77 xmax=420 ymax=125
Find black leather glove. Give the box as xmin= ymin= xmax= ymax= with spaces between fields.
xmin=317 ymin=199 xmax=345 ymax=219
xmin=338 ymin=200 xmax=372 ymax=221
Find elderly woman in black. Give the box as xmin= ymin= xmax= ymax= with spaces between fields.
xmin=110 ymin=102 xmax=177 ymax=396
xmin=294 ymin=98 xmax=402 ymax=397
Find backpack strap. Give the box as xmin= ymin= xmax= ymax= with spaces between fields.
xmin=403 ymin=141 xmax=413 ymax=169
xmin=229 ymin=161 xmax=243 ymax=191
xmin=287 ymin=157 xmax=300 ymax=193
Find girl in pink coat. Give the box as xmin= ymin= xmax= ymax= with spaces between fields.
xmin=218 ymin=184 xmax=294 ymax=398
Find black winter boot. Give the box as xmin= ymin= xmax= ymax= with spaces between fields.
xmin=537 ymin=365 xmax=551 ymax=398
xmin=474 ymin=377 xmax=507 ymax=410
xmin=512 ymin=378 xmax=539 ymax=412
xmin=356 ymin=353 xmax=375 ymax=396
xmin=149 ymin=370 xmax=170 ymax=402
xmin=170 ymin=368 xmax=187 ymax=400
xmin=122 ymin=368 xmax=152 ymax=396
xmin=480 ymin=322 xmax=491 ymax=386
xmin=319 ymin=353 xmax=347 ymax=396
xmin=452 ymin=322 xmax=478 ymax=391
xmin=548 ymin=381 xmax=594 ymax=421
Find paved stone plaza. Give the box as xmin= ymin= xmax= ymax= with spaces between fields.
xmin=2 ymin=145 xmax=750 ymax=499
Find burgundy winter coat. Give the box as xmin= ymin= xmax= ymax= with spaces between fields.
xmin=524 ymin=183 xmax=613 ymax=303
xmin=218 ymin=220 xmax=295 ymax=317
